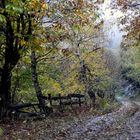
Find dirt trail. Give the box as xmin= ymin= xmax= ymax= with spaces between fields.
xmin=1 ymin=100 xmax=140 ymax=140
xmin=56 ymin=101 xmax=139 ymax=140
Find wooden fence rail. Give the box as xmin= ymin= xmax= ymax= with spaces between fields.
xmin=8 ymin=93 xmax=85 ymax=119
xmin=41 ymin=93 xmax=85 ymax=108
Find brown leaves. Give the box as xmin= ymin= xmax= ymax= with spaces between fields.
xmin=117 ymin=0 xmax=127 ymax=6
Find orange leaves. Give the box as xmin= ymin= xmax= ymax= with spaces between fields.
xmin=126 ymin=17 xmax=140 ymax=41
xmin=28 ymin=0 xmax=47 ymax=16
xmin=132 ymin=17 xmax=140 ymax=30
xmin=74 ymin=9 xmax=89 ymax=25
xmin=117 ymin=0 xmax=127 ymax=6
xmin=61 ymin=48 xmax=72 ymax=57
xmin=31 ymin=0 xmax=47 ymax=9
xmin=77 ymin=0 xmax=84 ymax=8
xmin=66 ymin=0 xmax=84 ymax=9
xmin=31 ymin=0 xmax=38 ymax=8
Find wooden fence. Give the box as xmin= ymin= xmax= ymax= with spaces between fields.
xmin=41 ymin=93 xmax=85 ymax=108
xmin=9 ymin=93 xmax=85 ymax=118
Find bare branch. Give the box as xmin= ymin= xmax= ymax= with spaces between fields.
xmin=127 ymin=3 xmax=140 ymax=8
xmin=36 ymin=49 xmax=54 ymax=62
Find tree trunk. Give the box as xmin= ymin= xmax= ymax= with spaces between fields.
xmin=31 ymin=51 xmax=45 ymax=110
xmin=0 ymin=14 xmax=20 ymax=119
xmin=0 ymin=52 xmax=20 ymax=119
xmin=0 ymin=67 xmax=12 ymax=119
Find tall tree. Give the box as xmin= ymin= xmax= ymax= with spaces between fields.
xmin=0 ymin=0 xmax=46 ymax=119
xmin=29 ymin=0 xmax=98 ymax=98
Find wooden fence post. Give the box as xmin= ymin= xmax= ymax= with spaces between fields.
xmin=70 ymin=96 xmax=72 ymax=108
xmin=48 ymin=94 xmax=52 ymax=106
xmin=59 ymin=94 xmax=62 ymax=106
xmin=78 ymin=97 xmax=81 ymax=107
xmin=59 ymin=94 xmax=64 ymax=112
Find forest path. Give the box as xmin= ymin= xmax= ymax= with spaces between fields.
xmin=1 ymin=98 xmax=140 ymax=140
xmin=54 ymin=99 xmax=140 ymax=140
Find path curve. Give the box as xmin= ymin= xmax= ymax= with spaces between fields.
xmin=54 ymin=100 xmax=139 ymax=140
